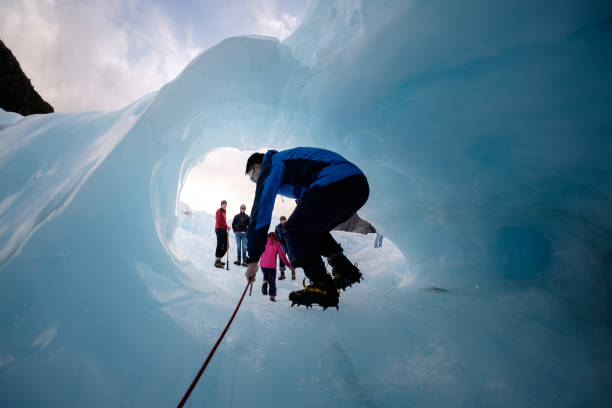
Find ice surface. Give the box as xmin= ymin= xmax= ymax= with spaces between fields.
xmin=1 ymin=0 xmax=611 ymax=407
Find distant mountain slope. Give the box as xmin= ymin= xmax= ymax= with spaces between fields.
xmin=0 ymin=39 xmax=53 ymax=115
xmin=334 ymin=213 xmax=376 ymax=234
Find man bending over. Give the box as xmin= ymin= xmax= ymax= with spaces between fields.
xmin=244 ymin=147 xmax=369 ymax=310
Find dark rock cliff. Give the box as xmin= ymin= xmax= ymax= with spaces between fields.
xmin=0 ymin=39 xmax=53 ymax=115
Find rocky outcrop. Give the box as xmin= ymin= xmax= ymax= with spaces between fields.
xmin=334 ymin=213 xmax=376 ymax=234
xmin=0 ymin=39 xmax=53 ymax=115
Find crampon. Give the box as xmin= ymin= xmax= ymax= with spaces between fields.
xmin=289 ymin=279 xmax=339 ymax=310
xmin=332 ymin=260 xmax=363 ymax=291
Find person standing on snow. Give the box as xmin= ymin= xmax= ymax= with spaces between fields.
xmin=243 ymin=147 xmax=369 ymax=310
xmin=275 ymin=215 xmax=293 ymax=280
xmin=214 ymin=200 xmax=230 ymax=268
xmin=259 ymin=232 xmax=292 ymax=302
xmin=374 ymin=232 xmax=384 ymax=248
xmin=232 ymin=204 xmax=250 ymax=266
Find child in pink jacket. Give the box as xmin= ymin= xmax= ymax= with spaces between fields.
xmin=259 ymin=232 xmax=292 ymax=302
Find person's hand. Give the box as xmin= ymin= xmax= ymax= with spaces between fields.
xmin=245 ymin=263 xmax=258 ymax=282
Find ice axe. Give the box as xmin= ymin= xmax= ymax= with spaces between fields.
xmin=226 ymin=230 xmax=230 ymax=270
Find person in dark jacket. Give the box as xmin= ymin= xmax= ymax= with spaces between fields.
xmin=274 ymin=216 xmax=293 ymax=280
xmin=214 ymin=200 xmax=230 ymax=268
xmin=243 ymin=147 xmax=369 ymax=310
xmin=232 ymin=204 xmax=250 ymax=266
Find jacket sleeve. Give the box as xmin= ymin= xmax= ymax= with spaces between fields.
xmin=221 ymin=212 xmax=229 ymax=230
xmin=246 ymin=159 xmax=284 ymax=263
xmin=232 ymin=214 xmax=238 ymax=232
xmin=277 ymin=242 xmax=291 ymax=268
xmin=215 ymin=209 xmax=222 ymax=229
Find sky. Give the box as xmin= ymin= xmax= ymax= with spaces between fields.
xmin=179 ymin=147 xmax=297 ymax=217
xmin=0 ymin=0 xmax=309 ymax=112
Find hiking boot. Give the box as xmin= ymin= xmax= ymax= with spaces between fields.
xmin=330 ymin=255 xmax=363 ymax=290
xmin=242 ymin=261 xmax=249 ymax=267
xmin=233 ymin=260 xmax=242 ymax=266
xmin=262 ymin=282 xmax=268 ymax=296
xmin=291 ymin=269 xmax=296 ymax=280
xmin=214 ymin=260 xmax=224 ymax=269
xmin=289 ymin=280 xmax=339 ymax=310
xmin=279 ymin=270 xmax=286 ymax=280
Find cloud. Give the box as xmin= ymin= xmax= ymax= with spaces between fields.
xmin=0 ymin=0 xmax=202 ymax=112
xmin=0 ymin=0 xmax=306 ymax=113
xmin=245 ymin=0 xmax=303 ymax=40
xmin=254 ymin=12 xmax=301 ymax=40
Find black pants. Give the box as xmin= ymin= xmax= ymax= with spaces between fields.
xmin=261 ymin=268 xmax=277 ymax=296
xmin=215 ymin=228 xmax=228 ymax=258
xmin=284 ymin=175 xmax=369 ymax=286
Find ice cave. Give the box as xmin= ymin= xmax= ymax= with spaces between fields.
xmin=1 ymin=1 xmax=611 ymax=406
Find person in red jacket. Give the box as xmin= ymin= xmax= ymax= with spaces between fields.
xmin=214 ymin=200 xmax=230 ymax=268
xmin=259 ymin=232 xmax=293 ymax=302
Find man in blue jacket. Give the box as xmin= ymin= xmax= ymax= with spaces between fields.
xmin=244 ymin=147 xmax=369 ymax=310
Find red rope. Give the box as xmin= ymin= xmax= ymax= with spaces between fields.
xmin=177 ymin=278 xmax=254 ymax=408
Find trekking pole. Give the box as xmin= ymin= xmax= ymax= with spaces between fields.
xmin=226 ymin=231 xmax=230 ymax=270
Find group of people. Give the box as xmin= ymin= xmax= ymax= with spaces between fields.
xmin=212 ymin=147 xmax=370 ymax=310
xmin=214 ymin=202 xmax=295 ymax=302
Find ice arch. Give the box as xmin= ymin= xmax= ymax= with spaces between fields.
xmin=1 ymin=0 xmax=611 ymax=407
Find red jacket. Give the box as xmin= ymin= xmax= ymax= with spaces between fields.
xmin=215 ymin=208 xmax=228 ymax=230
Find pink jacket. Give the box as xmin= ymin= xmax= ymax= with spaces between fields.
xmin=259 ymin=237 xmax=292 ymax=269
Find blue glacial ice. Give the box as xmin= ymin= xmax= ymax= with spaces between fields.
xmin=1 ymin=0 xmax=612 ymax=406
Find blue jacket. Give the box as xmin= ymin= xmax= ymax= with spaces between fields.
xmin=246 ymin=147 xmax=363 ymax=262
xmin=275 ymin=223 xmax=288 ymax=253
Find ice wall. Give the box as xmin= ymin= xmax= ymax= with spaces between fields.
xmin=1 ymin=0 xmax=611 ymax=407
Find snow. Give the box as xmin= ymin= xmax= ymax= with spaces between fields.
xmin=1 ymin=0 xmax=612 ymax=407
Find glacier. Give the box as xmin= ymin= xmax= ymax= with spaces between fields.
xmin=1 ymin=0 xmax=612 ymax=406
